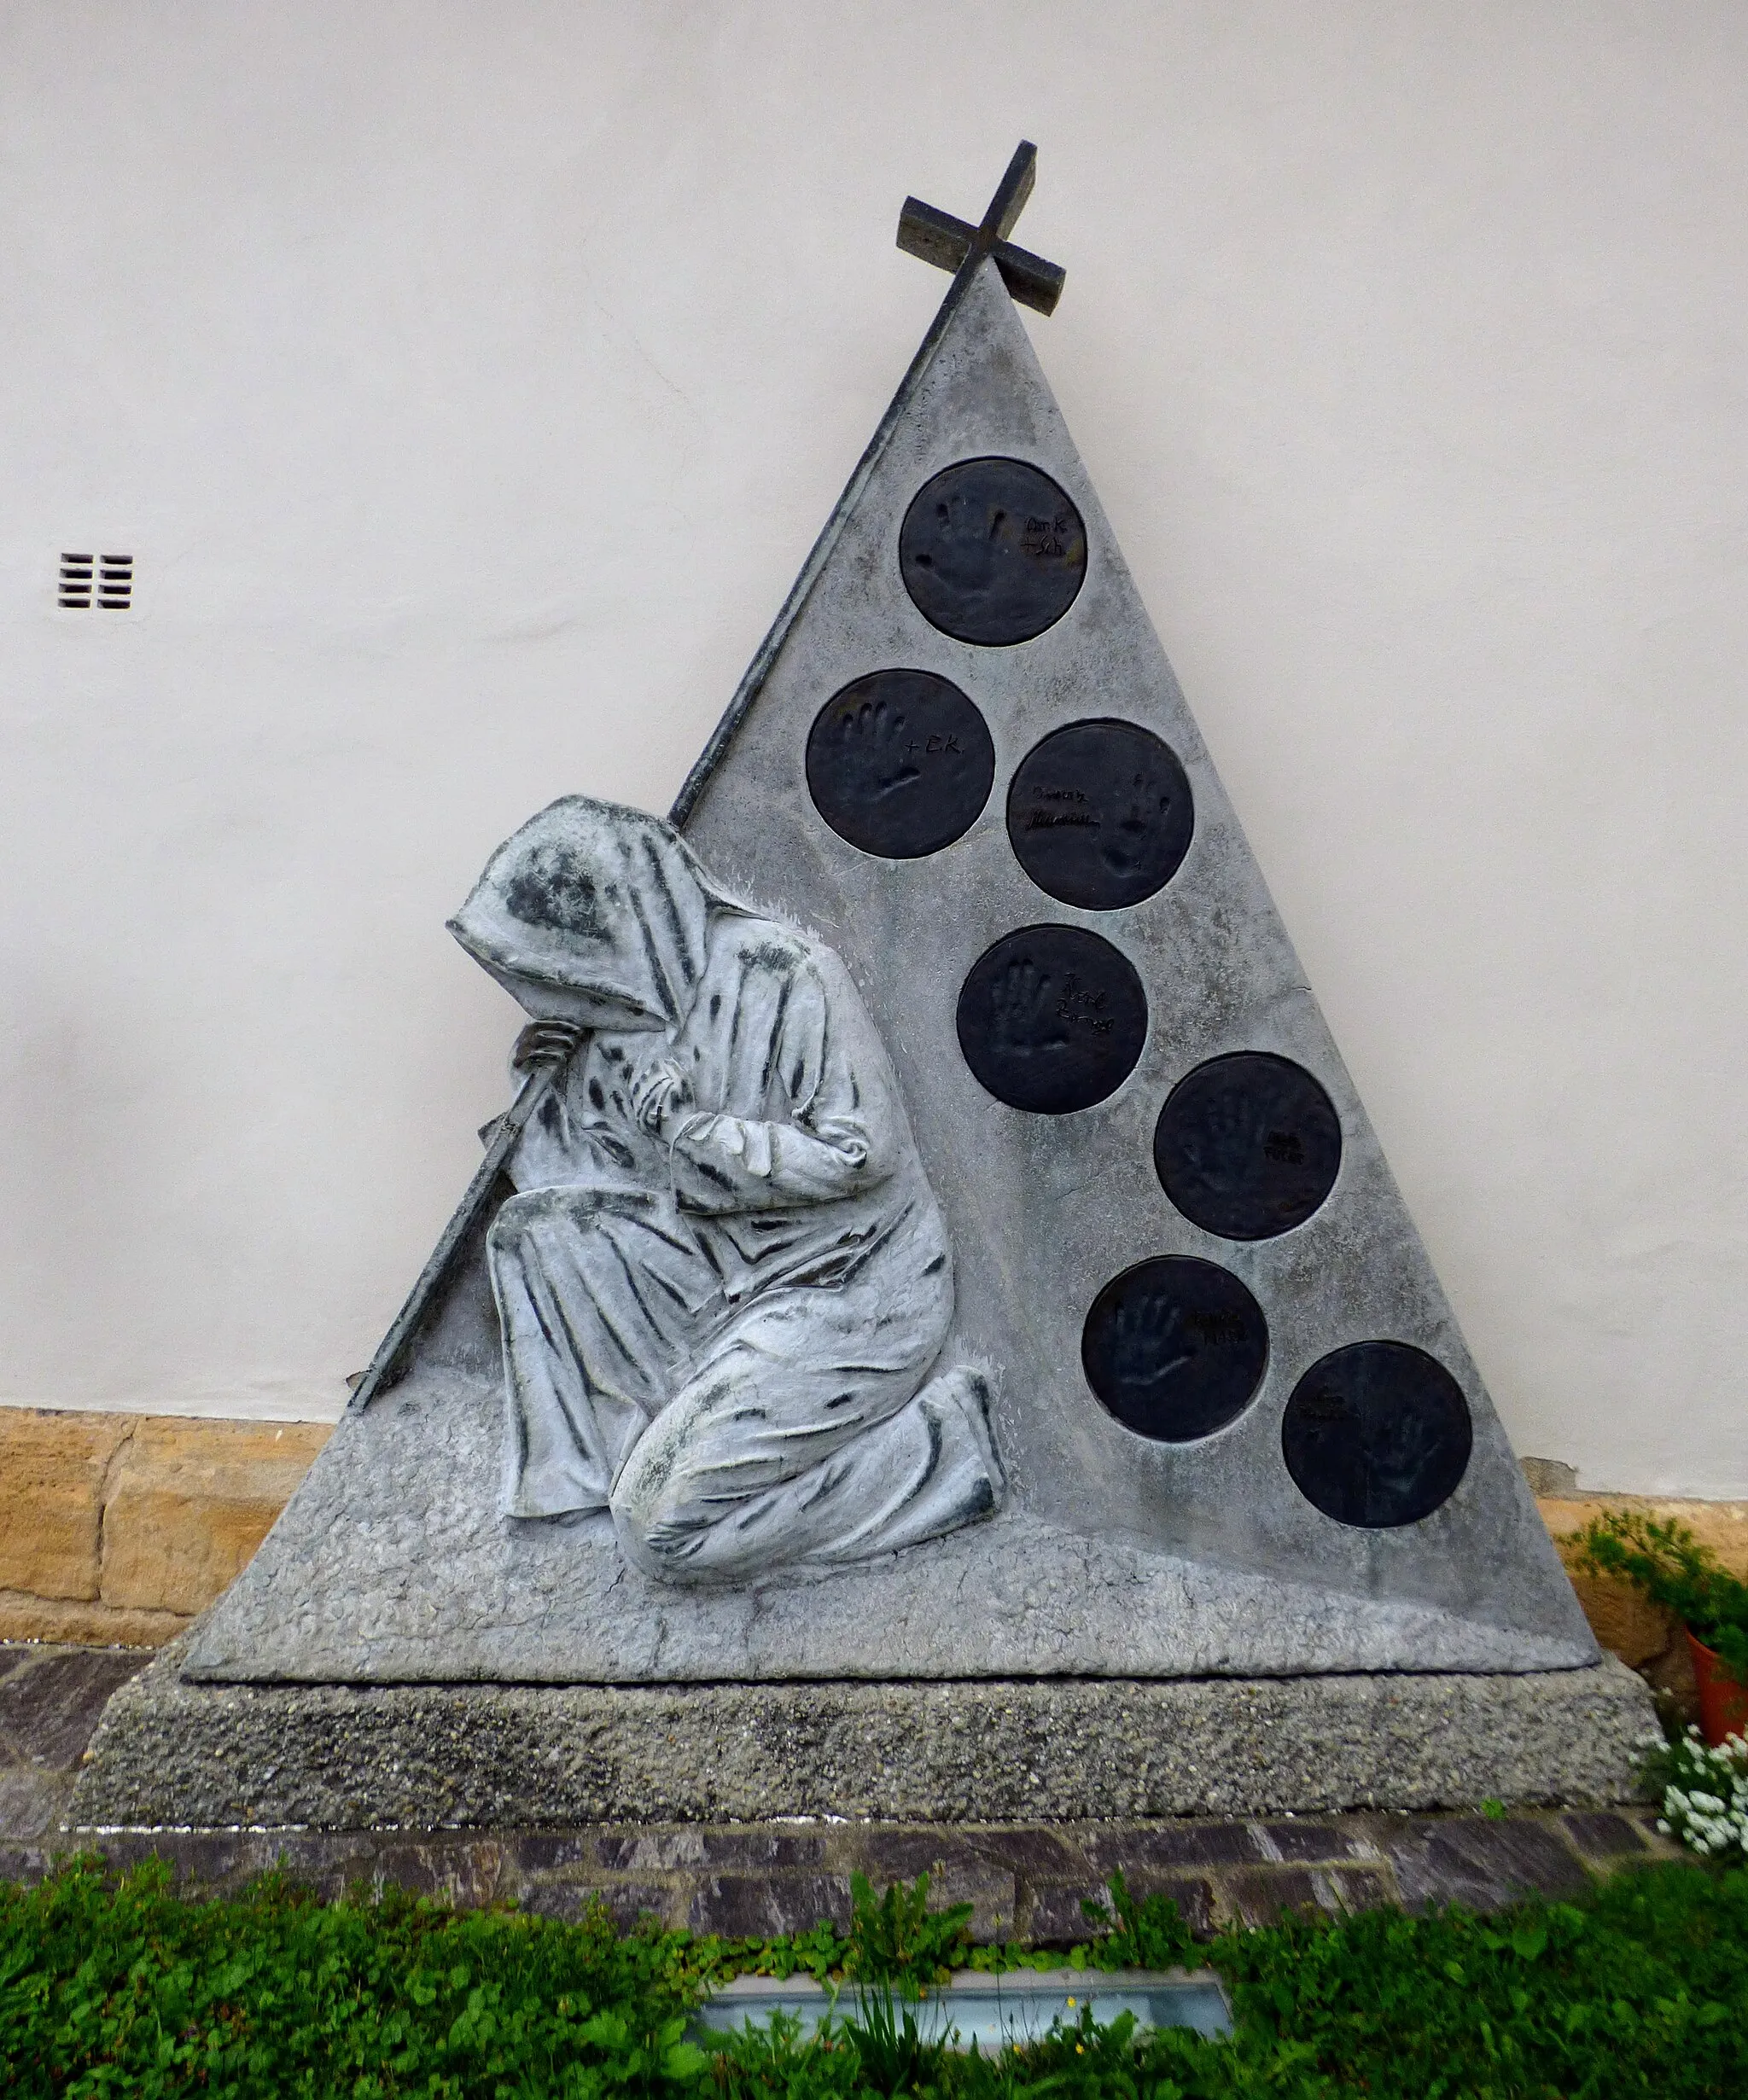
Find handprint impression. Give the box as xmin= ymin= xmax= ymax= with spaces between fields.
xmin=1110 ymin=1289 xmax=1192 ymax=1388
xmin=1100 ymin=768 xmax=1175 ymax=882
xmin=988 ymin=955 xmax=1071 ymax=1058
xmin=840 ymin=694 xmax=922 ymax=802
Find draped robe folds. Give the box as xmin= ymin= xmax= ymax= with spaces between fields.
xmin=448 ymin=798 xmax=1003 ymax=1586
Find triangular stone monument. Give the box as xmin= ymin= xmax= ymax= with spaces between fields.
xmin=181 ymin=144 xmax=1596 ymax=1693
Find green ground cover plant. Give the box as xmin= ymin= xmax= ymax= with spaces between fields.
xmin=0 ymin=1854 xmax=1742 ymax=2097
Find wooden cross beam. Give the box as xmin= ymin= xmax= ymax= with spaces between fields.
xmin=897 ymin=140 xmax=1066 ymax=316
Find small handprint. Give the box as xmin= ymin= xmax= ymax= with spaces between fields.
xmin=1186 ymin=1078 xmax=1268 ymax=1176
xmin=1110 ymin=1291 xmax=1192 ymax=1388
xmin=988 ymin=957 xmax=1069 ymax=1058
xmin=840 ymin=695 xmax=921 ymax=800
xmin=1099 ymin=771 xmax=1173 ymax=881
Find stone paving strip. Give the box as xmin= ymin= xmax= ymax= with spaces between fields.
xmin=2 ymin=1642 xmax=1682 ymax=1936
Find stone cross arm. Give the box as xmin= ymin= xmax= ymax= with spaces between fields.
xmin=897 ymin=140 xmax=1066 ymax=316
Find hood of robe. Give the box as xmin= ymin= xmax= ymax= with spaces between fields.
xmin=447 ymin=796 xmax=749 ymax=1030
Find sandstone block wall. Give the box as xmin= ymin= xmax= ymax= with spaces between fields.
xmin=0 ymin=1410 xmax=330 ymax=1644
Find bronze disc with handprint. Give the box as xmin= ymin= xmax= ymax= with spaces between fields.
xmin=806 ymin=670 xmax=995 ymax=858
xmin=1007 ymin=718 xmax=1193 ymax=909
xmin=956 ymin=923 xmax=1146 ymax=1114
xmin=1281 ymin=1341 xmax=1472 ymax=1527
xmin=1154 ymin=1052 xmax=1342 ymax=1240
xmin=900 ymin=457 xmax=1087 ymax=646
xmin=1081 ymin=1255 xmax=1268 ymax=1441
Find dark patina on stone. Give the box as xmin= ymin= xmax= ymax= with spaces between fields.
xmin=900 ymin=457 xmax=1087 ymax=646
xmin=806 ymin=670 xmax=995 ymax=858
xmin=1007 ymin=718 xmax=1193 ymax=910
xmin=1154 ymin=1052 xmax=1343 ymax=1241
xmin=1081 ymin=1256 xmax=1268 ymax=1442
xmin=1282 ymin=1341 xmax=1474 ymax=1528
xmin=956 ymin=923 xmax=1147 ymax=1114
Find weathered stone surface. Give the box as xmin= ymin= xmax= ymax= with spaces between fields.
xmin=0 ymin=1405 xmax=1734 ymax=1680
xmin=1256 ymin=1819 xmax=1367 ymax=1863
xmin=0 ymin=1800 xmax=1690 ymax=1937
xmin=0 ymin=1405 xmax=1738 ymax=1682
xmin=1083 ymin=1823 xmax=1265 ymax=1871
xmin=961 ymin=1828 xmax=1091 ymax=1877
xmin=1223 ymin=1867 xmax=1324 ymax=1926
xmin=1317 ymin=1865 xmax=1395 ymax=1912
xmin=0 ymin=1399 xmax=1731 ymax=1679
xmin=847 ymin=1839 xmax=1018 ymax=1940
xmin=1561 ymin=1810 xmax=1650 ymax=1859
xmin=73 ymin=1641 xmax=1656 ymax=1830
xmin=689 ymin=1875 xmax=856 ymax=1938
xmin=0 ymin=1649 xmax=151 ymax=1770
xmin=597 ymin=1828 xmax=829 ymax=1872
xmin=1028 ymin=1876 xmax=1217 ymax=1942
xmin=100 ymin=1419 xmax=330 ymax=1617
xmin=1223 ymin=1864 xmax=1394 ymax=1924
xmin=1384 ymin=1818 xmax=1597 ymax=1912
xmin=0 ymin=1841 xmax=56 ymax=1882
xmin=0 ymin=1644 xmax=153 ymax=1845
xmin=0 ymin=1769 xmax=69 ymax=1843
xmin=1558 ymin=1573 xmax=1674 ymax=1672
xmin=524 ymin=1882 xmax=674 ymax=1928
xmin=0 ymin=1409 xmax=332 ymax=1643
xmin=0 ymin=1411 xmax=130 ymax=1602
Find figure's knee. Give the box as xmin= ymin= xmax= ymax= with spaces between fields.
xmin=487 ymin=1188 xmax=548 ymax=1262
xmin=608 ymin=1399 xmax=730 ymax=1585
xmin=489 ymin=1185 xmax=604 ymax=1265
xmin=609 ymin=1440 xmax=686 ymax=1582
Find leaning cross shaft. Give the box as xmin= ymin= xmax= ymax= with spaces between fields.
xmin=897 ymin=140 xmax=1066 ymax=316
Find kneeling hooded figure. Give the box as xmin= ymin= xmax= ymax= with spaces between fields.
xmin=447 ymin=795 xmax=1005 ymax=1586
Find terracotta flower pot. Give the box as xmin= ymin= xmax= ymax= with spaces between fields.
xmin=1686 ymin=1629 xmax=1748 ymax=1748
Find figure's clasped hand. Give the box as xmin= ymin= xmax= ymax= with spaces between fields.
xmin=511 ymin=1019 xmax=586 ymax=1074
xmin=631 ymin=1056 xmax=694 ymax=1139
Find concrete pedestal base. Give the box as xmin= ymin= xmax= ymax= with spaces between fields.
xmin=72 ymin=1645 xmax=1655 ymax=1832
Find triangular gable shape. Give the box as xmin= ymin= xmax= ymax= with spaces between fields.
xmin=184 ymin=255 xmax=1594 ymax=1684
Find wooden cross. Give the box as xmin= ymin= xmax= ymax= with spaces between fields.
xmin=897 ymin=140 xmax=1065 ymax=316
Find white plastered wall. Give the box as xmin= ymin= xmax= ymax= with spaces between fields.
xmin=1 ymin=2 xmax=1744 ymax=1493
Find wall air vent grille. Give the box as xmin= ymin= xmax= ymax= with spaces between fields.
xmin=97 ymin=554 xmax=134 ymax=609
xmin=57 ymin=552 xmax=133 ymax=611
xmin=57 ymin=554 xmax=93 ymax=609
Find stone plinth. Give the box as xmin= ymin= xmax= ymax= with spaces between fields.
xmin=73 ymin=1640 xmax=1655 ymax=1832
